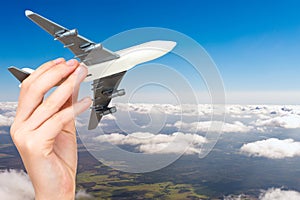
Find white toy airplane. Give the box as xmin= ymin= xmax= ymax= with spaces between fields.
xmin=8 ymin=10 xmax=176 ymax=130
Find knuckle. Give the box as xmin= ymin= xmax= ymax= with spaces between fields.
xmin=11 ymin=131 xmax=22 ymax=146
xmin=10 ymin=123 xmax=21 ymax=144
xmin=10 ymin=123 xmax=16 ymax=136
xmin=10 ymin=123 xmax=36 ymax=152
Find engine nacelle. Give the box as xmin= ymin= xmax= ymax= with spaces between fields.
xmin=102 ymin=89 xmax=125 ymax=98
xmin=57 ymin=29 xmax=78 ymax=38
xmin=99 ymin=106 xmax=117 ymax=116
xmin=83 ymin=43 xmax=103 ymax=52
xmin=110 ymin=89 xmax=126 ymax=98
xmin=109 ymin=106 xmax=117 ymax=114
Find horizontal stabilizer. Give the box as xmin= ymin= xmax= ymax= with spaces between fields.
xmin=8 ymin=67 xmax=31 ymax=83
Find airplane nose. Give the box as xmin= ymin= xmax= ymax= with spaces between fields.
xmin=149 ymin=40 xmax=177 ymax=52
xmin=161 ymin=41 xmax=177 ymax=51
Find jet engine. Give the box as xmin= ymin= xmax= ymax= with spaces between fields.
xmin=102 ymin=89 xmax=126 ymax=99
xmin=95 ymin=106 xmax=117 ymax=116
xmin=110 ymin=89 xmax=126 ymax=98
xmin=55 ymin=29 xmax=78 ymax=39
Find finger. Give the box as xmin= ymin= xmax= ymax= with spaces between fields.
xmin=26 ymin=65 xmax=88 ymax=130
xmin=72 ymin=63 xmax=88 ymax=102
xmin=16 ymin=59 xmax=79 ymax=123
xmin=24 ymin=58 xmax=65 ymax=84
xmin=36 ymin=97 xmax=92 ymax=142
xmin=61 ymin=64 xmax=88 ymax=113
xmin=61 ymin=64 xmax=88 ymax=110
xmin=14 ymin=58 xmax=64 ymax=123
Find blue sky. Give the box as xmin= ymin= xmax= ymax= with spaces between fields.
xmin=1 ymin=0 xmax=300 ymax=103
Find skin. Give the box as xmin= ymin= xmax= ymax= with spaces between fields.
xmin=10 ymin=58 xmax=92 ymax=200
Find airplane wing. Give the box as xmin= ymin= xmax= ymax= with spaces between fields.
xmin=88 ymin=71 xmax=126 ymax=130
xmin=25 ymin=10 xmax=119 ymax=66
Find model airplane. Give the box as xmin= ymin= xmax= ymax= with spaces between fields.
xmin=8 ymin=10 xmax=176 ymax=130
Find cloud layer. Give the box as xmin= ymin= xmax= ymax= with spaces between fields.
xmin=75 ymin=103 xmax=300 ymax=157
xmin=240 ymin=138 xmax=300 ymax=159
xmin=94 ymin=132 xmax=207 ymax=155
xmin=3 ymin=102 xmax=300 ymax=158
xmin=91 ymin=103 xmax=300 ymax=134
xmin=2 ymin=102 xmax=300 ymax=132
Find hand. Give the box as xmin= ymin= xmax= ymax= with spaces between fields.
xmin=10 ymin=58 xmax=92 ymax=200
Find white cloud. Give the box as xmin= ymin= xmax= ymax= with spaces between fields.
xmin=227 ymin=104 xmax=299 ymax=119
xmin=226 ymin=104 xmax=300 ymax=130
xmin=224 ymin=194 xmax=249 ymax=200
xmin=0 ymin=169 xmax=35 ymax=200
xmin=173 ymin=120 xmax=252 ymax=133
xmin=0 ymin=102 xmax=17 ymax=111
xmin=227 ymin=105 xmax=300 ymax=131
xmin=259 ymin=188 xmax=300 ymax=200
xmin=75 ymin=189 xmax=93 ymax=199
xmin=94 ymin=132 xmax=207 ymax=155
xmin=0 ymin=102 xmax=17 ymax=127
xmin=255 ymin=114 xmax=300 ymax=129
xmin=225 ymin=188 xmax=300 ymax=200
xmin=0 ymin=115 xmax=15 ymax=127
xmin=0 ymin=169 xmax=94 ymax=200
xmin=241 ymin=138 xmax=300 ymax=159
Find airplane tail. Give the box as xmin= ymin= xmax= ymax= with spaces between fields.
xmin=88 ymin=108 xmax=103 ymax=130
xmin=8 ymin=67 xmax=31 ymax=83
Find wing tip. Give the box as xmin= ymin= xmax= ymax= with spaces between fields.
xmin=7 ymin=66 xmax=16 ymax=70
xmin=7 ymin=66 xmax=20 ymax=74
xmin=25 ymin=10 xmax=34 ymax=17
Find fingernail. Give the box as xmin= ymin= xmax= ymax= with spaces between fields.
xmin=66 ymin=59 xmax=76 ymax=66
xmin=53 ymin=58 xmax=64 ymax=64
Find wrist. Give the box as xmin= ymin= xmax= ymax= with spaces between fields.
xmin=35 ymin=191 xmax=75 ymax=200
xmin=33 ymin=177 xmax=76 ymax=200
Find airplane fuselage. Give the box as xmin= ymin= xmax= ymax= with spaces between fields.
xmin=84 ymin=40 xmax=176 ymax=82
